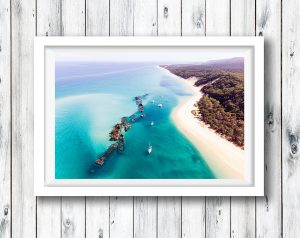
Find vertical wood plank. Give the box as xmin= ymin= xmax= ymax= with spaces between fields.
xmin=62 ymin=197 xmax=85 ymax=238
xmin=109 ymin=1 xmax=134 ymax=238
xmin=134 ymin=197 xmax=157 ymax=238
xmin=256 ymin=0 xmax=282 ymax=237
xmin=60 ymin=1 xmax=86 ymax=238
xmin=282 ymin=0 xmax=300 ymax=237
xmin=231 ymin=0 xmax=255 ymax=36
xmin=37 ymin=197 xmax=61 ymax=238
xmin=62 ymin=0 xmax=86 ymax=36
xmin=230 ymin=1 xmax=256 ymax=238
xmin=133 ymin=0 xmax=157 ymax=36
xmin=206 ymin=198 xmax=230 ymax=238
xmin=182 ymin=197 xmax=206 ymax=238
xmin=182 ymin=0 xmax=205 ymax=36
xmin=157 ymin=197 xmax=181 ymax=238
xmin=110 ymin=0 xmax=134 ymax=36
xmin=181 ymin=1 xmax=206 ymax=237
xmin=110 ymin=197 xmax=133 ymax=238
xmin=36 ymin=1 xmax=62 ymax=238
xmin=11 ymin=0 xmax=36 ymax=237
xmin=86 ymin=0 xmax=109 ymax=36
xmin=133 ymin=1 xmax=158 ymax=237
xmin=157 ymin=0 xmax=181 ymax=36
xmin=85 ymin=1 xmax=110 ymax=237
xmin=86 ymin=197 xmax=109 ymax=238
xmin=230 ymin=198 xmax=255 ymax=238
xmin=0 ymin=0 xmax=11 ymax=237
xmin=157 ymin=1 xmax=182 ymax=237
xmin=205 ymin=1 xmax=231 ymax=237
xmin=206 ymin=0 xmax=230 ymax=36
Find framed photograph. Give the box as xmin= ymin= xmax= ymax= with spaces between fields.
xmin=34 ymin=37 xmax=264 ymax=196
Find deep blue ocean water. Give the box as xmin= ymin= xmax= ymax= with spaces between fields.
xmin=55 ymin=62 xmax=215 ymax=179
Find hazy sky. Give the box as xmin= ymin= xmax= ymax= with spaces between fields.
xmin=52 ymin=46 xmax=249 ymax=64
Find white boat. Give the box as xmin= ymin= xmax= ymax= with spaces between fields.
xmin=152 ymin=99 xmax=155 ymax=103
xmin=158 ymin=103 xmax=163 ymax=108
xmin=148 ymin=145 xmax=152 ymax=154
xmin=150 ymin=121 xmax=154 ymax=126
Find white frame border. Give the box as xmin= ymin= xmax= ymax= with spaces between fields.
xmin=34 ymin=37 xmax=264 ymax=196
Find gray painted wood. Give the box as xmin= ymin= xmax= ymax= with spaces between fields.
xmin=282 ymin=0 xmax=300 ymax=237
xmin=85 ymin=1 xmax=110 ymax=238
xmin=109 ymin=2 xmax=134 ymax=238
xmin=157 ymin=197 xmax=181 ymax=238
xmin=1 ymin=0 xmax=291 ymax=237
xmin=157 ymin=2 xmax=182 ymax=237
xmin=133 ymin=1 xmax=158 ymax=237
xmin=205 ymin=1 xmax=231 ymax=237
xmin=110 ymin=197 xmax=133 ymax=238
xmin=60 ymin=1 xmax=86 ymax=238
xmin=230 ymin=1 xmax=256 ymax=237
xmin=0 ymin=0 xmax=10 ymax=237
xmin=36 ymin=1 xmax=62 ymax=237
xmin=181 ymin=1 xmax=206 ymax=237
xmin=256 ymin=0 xmax=282 ymax=237
xmin=11 ymin=0 xmax=36 ymax=237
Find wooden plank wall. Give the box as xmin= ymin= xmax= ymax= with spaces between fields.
xmin=1 ymin=0 xmax=298 ymax=237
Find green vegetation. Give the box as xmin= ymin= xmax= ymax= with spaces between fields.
xmin=162 ymin=59 xmax=244 ymax=148
xmin=199 ymin=73 xmax=244 ymax=148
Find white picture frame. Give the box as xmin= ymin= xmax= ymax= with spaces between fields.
xmin=34 ymin=36 xmax=264 ymax=196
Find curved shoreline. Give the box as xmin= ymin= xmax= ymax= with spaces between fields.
xmin=160 ymin=66 xmax=244 ymax=179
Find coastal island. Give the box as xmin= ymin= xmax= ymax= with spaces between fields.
xmin=160 ymin=57 xmax=245 ymax=178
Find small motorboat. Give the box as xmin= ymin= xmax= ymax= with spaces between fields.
xmin=158 ymin=103 xmax=163 ymax=108
xmin=152 ymin=99 xmax=155 ymax=104
xmin=150 ymin=121 xmax=154 ymax=126
xmin=148 ymin=145 xmax=152 ymax=154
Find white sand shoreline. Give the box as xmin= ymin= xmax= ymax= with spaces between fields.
xmin=159 ymin=66 xmax=244 ymax=179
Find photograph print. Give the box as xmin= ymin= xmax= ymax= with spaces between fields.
xmin=34 ymin=37 xmax=264 ymax=196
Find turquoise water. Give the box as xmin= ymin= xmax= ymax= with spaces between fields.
xmin=55 ymin=62 xmax=215 ymax=179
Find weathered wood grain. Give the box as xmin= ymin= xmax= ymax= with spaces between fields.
xmin=37 ymin=197 xmax=61 ymax=238
xmin=86 ymin=0 xmax=109 ymax=36
xmin=157 ymin=197 xmax=181 ymax=238
xmin=0 ymin=0 xmax=10 ymax=237
xmin=231 ymin=0 xmax=255 ymax=36
xmin=86 ymin=197 xmax=109 ymax=238
xmin=36 ymin=0 xmax=61 ymax=36
xmin=85 ymin=1 xmax=110 ymax=238
xmin=206 ymin=198 xmax=230 ymax=238
xmin=206 ymin=0 xmax=230 ymax=36
xmin=182 ymin=0 xmax=205 ymax=36
xmin=11 ymin=0 xmax=36 ymax=237
xmin=133 ymin=0 xmax=157 ymax=36
xmin=61 ymin=197 xmax=85 ymax=238
xmin=282 ymin=0 xmax=300 ymax=237
xmin=230 ymin=1 xmax=256 ymax=237
xmin=109 ymin=2 xmax=134 ymax=237
xmin=256 ymin=0 xmax=282 ymax=237
xmin=36 ymin=1 xmax=62 ymax=237
xmin=60 ymin=1 xmax=86 ymax=237
xmin=110 ymin=197 xmax=133 ymax=238
xmin=182 ymin=197 xmax=206 ymax=238
xmin=134 ymin=197 xmax=157 ymax=238
xmin=205 ymin=1 xmax=231 ymax=237
xmin=61 ymin=0 xmax=85 ymax=36
xmin=157 ymin=0 xmax=181 ymax=35
xmin=157 ymin=2 xmax=182 ymax=237
xmin=110 ymin=0 xmax=133 ymax=36
xmin=133 ymin=2 xmax=158 ymax=237
xmin=181 ymin=1 xmax=206 ymax=237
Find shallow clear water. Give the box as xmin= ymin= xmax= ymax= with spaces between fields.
xmin=55 ymin=62 xmax=215 ymax=179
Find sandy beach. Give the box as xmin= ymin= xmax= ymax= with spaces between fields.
xmin=160 ymin=67 xmax=244 ymax=179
